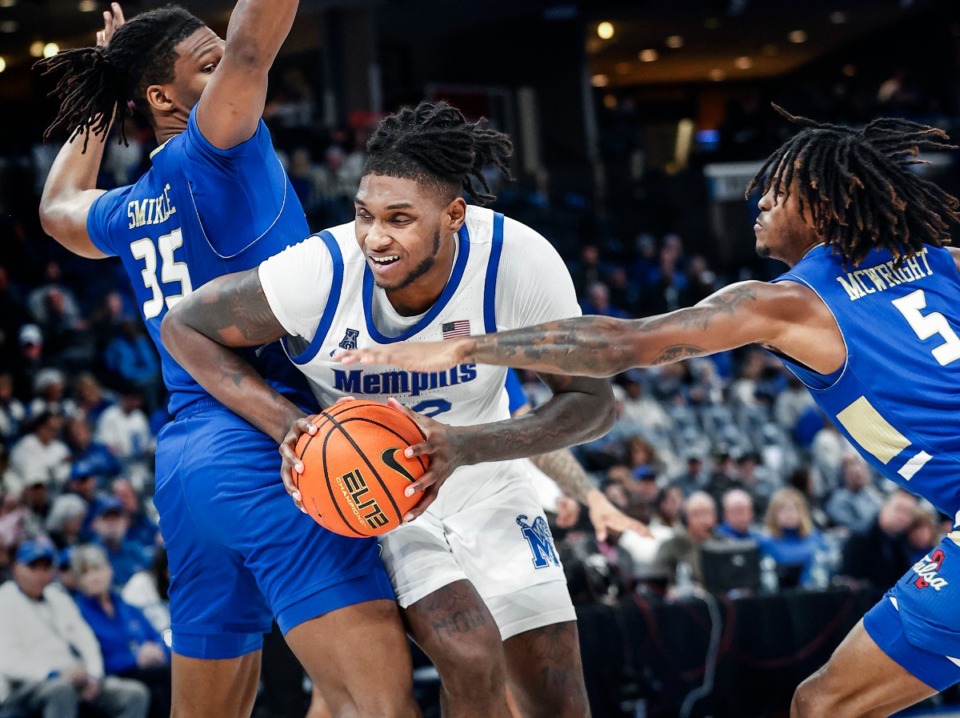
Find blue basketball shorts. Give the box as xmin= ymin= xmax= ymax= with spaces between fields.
xmin=153 ymin=398 xmax=394 ymax=659
xmin=863 ymin=530 xmax=960 ymax=691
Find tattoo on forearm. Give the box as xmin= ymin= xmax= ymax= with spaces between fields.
xmin=468 ymin=285 xmax=758 ymax=375
xmin=639 ymin=285 xmax=757 ymax=334
xmin=653 ymin=345 xmax=705 ymax=364
xmin=472 ymin=317 xmax=624 ymax=376
xmin=531 ymin=450 xmax=595 ymax=503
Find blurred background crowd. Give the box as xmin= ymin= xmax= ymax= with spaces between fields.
xmin=3 ymin=0 xmax=960 ymax=716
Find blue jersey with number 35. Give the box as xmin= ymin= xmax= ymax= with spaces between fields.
xmin=773 ymin=244 xmax=960 ymax=517
xmin=87 ymin=108 xmax=313 ymax=415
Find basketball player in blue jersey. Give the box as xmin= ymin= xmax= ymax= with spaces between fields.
xmin=35 ymin=3 xmax=419 ymax=717
xmin=163 ymin=101 xmax=615 ymax=718
xmin=339 ymin=106 xmax=960 ymax=716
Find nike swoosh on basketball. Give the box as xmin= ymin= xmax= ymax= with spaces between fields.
xmin=381 ymin=448 xmax=416 ymax=482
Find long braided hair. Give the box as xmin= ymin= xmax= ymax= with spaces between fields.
xmin=746 ymin=104 xmax=960 ymax=266
xmin=34 ymin=5 xmax=204 ymax=150
xmin=363 ymin=101 xmax=514 ymax=205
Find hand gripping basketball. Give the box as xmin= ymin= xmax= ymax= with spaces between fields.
xmin=289 ymin=400 xmax=430 ymax=537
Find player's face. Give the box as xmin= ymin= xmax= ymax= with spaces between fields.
xmin=354 ymin=174 xmax=465 ymax=310
xmin=754 ymin=178 xmax=820 ymax=266
xmin=168 ymin=27 xmax=225 ymax=112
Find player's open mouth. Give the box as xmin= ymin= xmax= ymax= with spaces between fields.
xmin=371 ymin=255 xmax=400 ymax=265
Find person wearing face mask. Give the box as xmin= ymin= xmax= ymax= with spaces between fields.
xmin=72 ymin=544 xmax=170 ymax=718
xmin=90 ymin=498 xmax=152 ymax=588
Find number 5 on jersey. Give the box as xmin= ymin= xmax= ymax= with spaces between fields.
xmin=131 ymin=228 xmax=194 ymax=319
xmin=892 ymin=289 xmax=960 ymax=366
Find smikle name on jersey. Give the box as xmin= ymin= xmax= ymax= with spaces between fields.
xmin=333 ymin=364 xmax=479 ymax=397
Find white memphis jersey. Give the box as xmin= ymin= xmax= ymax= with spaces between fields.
xmin=258 ymin=205 xmax=582 ymax=505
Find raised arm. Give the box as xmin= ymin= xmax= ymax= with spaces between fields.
xmin=195 ymin=0 xmax=299 ymax=149
xmin=39 ymin=129 xmax=109 ymax=259
xmin=339 ymin=280 xmax=845 ymax=378
xmin=37 ymin=4 xmax=125 ymax=259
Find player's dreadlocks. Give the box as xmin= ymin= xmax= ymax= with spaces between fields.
xmin=747 ymin=104 xmax=960 ymax=266
xmin=364 ymin=101 xmax=513 ymax=206
xmin=34 ymin=5 xmax=204 ymax=150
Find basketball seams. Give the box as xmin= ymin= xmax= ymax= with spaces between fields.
xmin=296 ymin=401 xmax=425 ymax=537
xmin=322 ymin=411 xmax=406 ymax=528
xmin=337 ymin=417 xmax=428 ymax=474
xmin=317 ymin=411 xmax=366 ymax=537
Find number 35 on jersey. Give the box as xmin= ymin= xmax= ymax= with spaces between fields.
xmin=131 ymin=228 xmax=193 ymax=319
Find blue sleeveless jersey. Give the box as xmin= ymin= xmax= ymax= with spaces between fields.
xmin=773 ymin=244 xmax=960 ymax=517
xmin=87 ymin=108 xmax=314 ymax=415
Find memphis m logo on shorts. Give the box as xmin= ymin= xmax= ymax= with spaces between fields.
xmin=913 ymin=548 xmax=948 ymax=591
xmin=516 ymin=514 xmax=560 ymax=569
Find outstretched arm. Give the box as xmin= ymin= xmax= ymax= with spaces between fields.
xmin=38 ymin=4 xmax=125 ymax=259
xmin=339 ymin=280 xmax=844 ymax=378
xmin=196 ymin=0 xmax=299 ymax=149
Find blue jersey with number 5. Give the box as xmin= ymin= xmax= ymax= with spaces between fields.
xmin=773 ymin=244 xmax=960 ymax=516
xmin=87 ymin=108 xmax=313 ymax=415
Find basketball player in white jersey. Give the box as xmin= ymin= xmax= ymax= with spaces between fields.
xmin=162 ymin=101 xmax=615 ymax=717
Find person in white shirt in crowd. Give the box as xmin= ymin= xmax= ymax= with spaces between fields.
xmin=94 ymin=385 xmax=152 ymax=462
xmin=29 ymin=368 xmax=78 ymax=419
xmin=94 ymin=384 xmax=153 ymax=491
xmin=809 ymin=420 xmax=857 ymax=497
xmin=10 ymin=411 xmax=71 ymax=490
xmin=0 ymin=539 xmax=149 ymax=718
xmin=617 ymin=372 xmax=674 ymax=435
xmin=122 ymin=545 xmax=170 ymax=641
xmin=774 ymin=372 xmax=816 ymax=435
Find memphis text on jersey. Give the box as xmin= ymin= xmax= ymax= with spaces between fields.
xmin=127 ymin=184 xmax=177 ymax=229
xmin=333 ymin=364 xmax=478 ymax=397
xmin=836 ymin=249 xmax=934 ymax=301
xmin=335 ymin=468 xmax=388 ymax=531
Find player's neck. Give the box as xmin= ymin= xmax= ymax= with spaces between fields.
xmin=783 ymin=238 xmax=825 ymax=268
xmin=154 ymin=115 xmax=189 ymax=146
xmin=385 ymin=236 xmax=458 ymax=316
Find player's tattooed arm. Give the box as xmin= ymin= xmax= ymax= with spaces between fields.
xmin=451 ymin=281 xmax=823 ymax=377
xmin=337 ymin=281 xmax=790 ymax=374
xmin=161 ymin=269 xmax=303 ymax=443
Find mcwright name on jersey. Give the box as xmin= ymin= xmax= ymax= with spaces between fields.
xmin=836 ymin=248 xmax=934 ymax=301
xmin=333 ymin=365 xmax=479 ymax=397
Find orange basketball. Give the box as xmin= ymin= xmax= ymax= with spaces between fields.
xmin=292 ymin=400 xmax=428 ymax=537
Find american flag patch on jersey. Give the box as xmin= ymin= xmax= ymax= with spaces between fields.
xmin=442 ymin=320 xmax=471 ymax=340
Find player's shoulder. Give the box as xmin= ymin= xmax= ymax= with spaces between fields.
xmin=314 ymin=220 xmax=366 ymax=265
